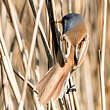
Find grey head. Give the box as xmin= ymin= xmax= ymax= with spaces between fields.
xmin=62 ymin=13 xmax=84 ymax=34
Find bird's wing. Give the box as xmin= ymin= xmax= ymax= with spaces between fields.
xmin=75 ymin=34 xmax=89 ymax=66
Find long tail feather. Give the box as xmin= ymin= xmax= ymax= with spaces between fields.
xmin=52 ymin=72 xmax=69 ymax=100
xmin=37 ymin=65 xmax=58 ymax=95
xmin=37 ymin=62 xmax=73 ymax=105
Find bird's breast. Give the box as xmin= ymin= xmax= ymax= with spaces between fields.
xmin=63 ymin=33 xmax=89 ymax=68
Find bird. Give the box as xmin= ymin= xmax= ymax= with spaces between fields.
xmin=37 ymin=13 xmax=89 ymax=105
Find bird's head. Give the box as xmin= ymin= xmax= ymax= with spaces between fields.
xmin=57 ymin=13 xmax=84 ymax=34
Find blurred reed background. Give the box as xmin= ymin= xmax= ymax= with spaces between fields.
xmin=0 ymin=0 xmax=109 ymax=110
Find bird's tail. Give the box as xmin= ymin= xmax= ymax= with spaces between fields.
xmin=37 ymin=63 xmax=72 ymax=105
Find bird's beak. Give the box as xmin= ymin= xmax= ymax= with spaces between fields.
xmin=56 ymin=19 xmax=62 ymax=24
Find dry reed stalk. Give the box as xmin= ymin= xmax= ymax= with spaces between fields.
xmin=5 ymin=0 xmax=28 ymax=70
xmin=69 ymin=93 xmax=75 ymax=110
xmin=46 ymin=0 xmax=60 ymax=59
xmin=0 ymin=98 xmax=4 ymax=110
xmin=73 ymin=91 xmax=80 ymax=110
xmin=1 ymin=64 xmax=6 ymax=110
xmin=51 ymin=100 xmax=57 ymax=110
xmin=63 ymin=96 xmax=68 ymax=109
xmin=28 ymin=0 xmax=54 ymax=67
xmin=35 ymin=50 xmax=40 ymax=81
xmin=10 ymin=0 xmax=27 ymax=57
xmin=75 ymin=0 xmax=81 ymax=13
xmin=39 ymin=21 xmax=53 ymax=66
xmin=99 ymin=0 xmax=107 ymax=110
xmin=9 ymin=1 xmax=39 ymax=108
xmin=63 ymin=77 xmax=73 ymax=110
xmin=58 ymin=99 xmax=65 ymax=110
xmin=1 ymin=1 xmax=15 ymax=56
xmin=51 ymin=0 xmax=61 ymax=44
xmin=3 ymin=6 xmax=32 ymax=106
xmin=33 ymin=92 xmax=45 ymax=110
xmin=13 ymin=67 xmax=38 ymax=94
xmin=71 ymin=75 xmax=80 ymax=110
xmin=18 ymin=0 xmax=44 ymax=109
xmin=51 ymin=0 xmax=57 ymax=21
xmin=1 ymin=64 xmax=15 ymax=110
xmin=0 ymin=22 xmax=21 ymax=103
xmin=1 ymin=2 xmax=15 ymax=109
xmin=33 ymin=50 xmax=45 ymax=109
xmin=60 ymin=0 xmax=64 ymax=16
xmin=26 ymin=1 xmax=48 ymax=109
xmin=64 ymin=93 xmax=71 ymax=110
xmin=68 ymin=77 xmax=76 ymax=110
xmin=4 ymin=1 xmax=36 ymax=108
xmin=0 ymin=43 xmax=21 ymax=102
xmin=67 ymin=89 xmax=74 ymax=110
xmin=1 ymin=1 xmax=7 ymax=35
xmin=68 ymin=0 xmax=72 ymax=13
xmin=19 ymin=0 xmax=27 ymax=22
xmin=83 ymin=57 xmax=95 ymax=110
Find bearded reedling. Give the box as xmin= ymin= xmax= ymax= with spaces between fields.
xmin=37 ymin=13 xmax=89 ymax=105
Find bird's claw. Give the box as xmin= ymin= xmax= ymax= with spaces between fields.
xmin=66 ymin=85 xmax=76 ymax=94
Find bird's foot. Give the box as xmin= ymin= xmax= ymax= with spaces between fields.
xmin=66 ymin=85 xmax=76 ymax=94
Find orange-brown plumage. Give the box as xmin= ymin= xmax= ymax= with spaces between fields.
xmin=65 ymin=22 xmax=87 ymax=46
